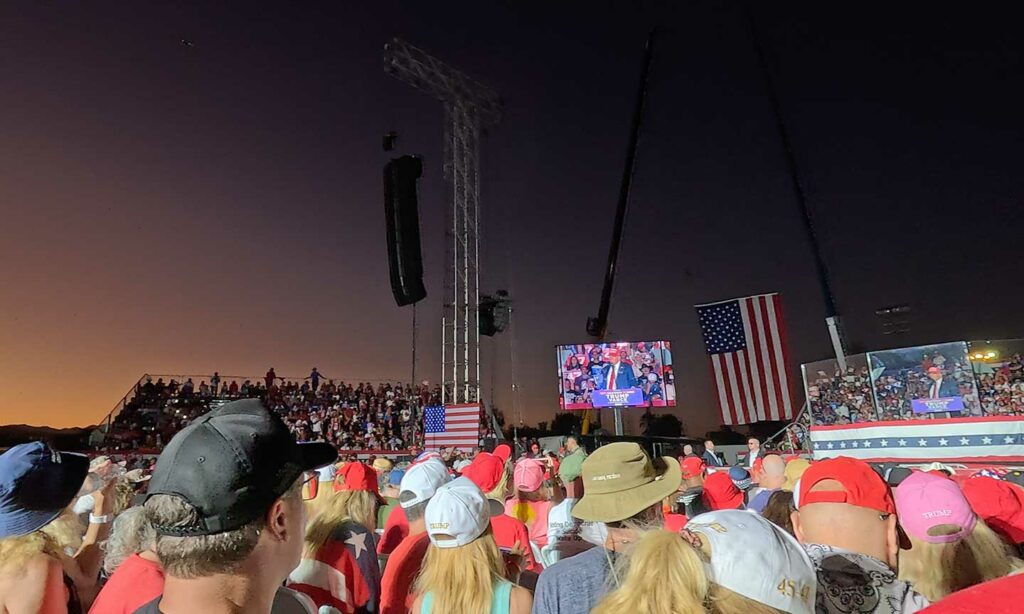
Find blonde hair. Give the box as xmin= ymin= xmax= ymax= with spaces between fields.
xmin=0 ymin=510 xmax=83 ymax=573
xmin=305 ymin=489 xmax=378 ymax=552
xmin=898 ymin=519 xmax=1023 ymax=601
xmin=483 ymin=463 xmax=513 ymax=501
xmin=592 ymin=529 xmax=787 ymax=614
xmin=414 ymin=529 xmax=506 ymax=614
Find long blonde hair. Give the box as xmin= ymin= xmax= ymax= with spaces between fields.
xmin=592 ymin=529 xmax=787 ymax=614
xmin=0 ymin=510 xmax=83 ymax=573
xmin=898 ymin=519 xmax=1023 ymax=601
xmin=304 ymin=489 xmax=378 ymax=552
xmin=414 ymin=529 xmax=506 ymax=614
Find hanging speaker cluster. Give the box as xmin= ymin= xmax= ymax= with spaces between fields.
xmin=383 ymin=155 xmax=427 ymax=306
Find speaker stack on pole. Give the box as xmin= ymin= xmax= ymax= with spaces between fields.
xmin=383 ymin=155 xmax=427 ymax=306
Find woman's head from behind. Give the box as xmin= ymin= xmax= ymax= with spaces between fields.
xmin=895 ymin=472 xmax=1021 ymax=601
xmin=416 ymin=477 xmax=506 ymax=614
xmin=0 ymin=443 xmax=89 ymax=571
xmin=761 ymin=490 xmax=796 ymax=536
xmin=593 ymin=510 xmax=817 ymax=614
xmin=304 ymin=463 xmax=384 ymax=551
xmin=103 ymin=506 xmax=157 ymax=575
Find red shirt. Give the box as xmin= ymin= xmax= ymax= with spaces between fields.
xmin=379 ymin=532 xmax=430 ymax=614
xmin=89 ymin=554 xmax=164 ymax=614
xmin=377 ymin=504 xmax=410 ymax=555
xmin=491 ymin=513 xmax=541 ymax=573
xmin=663 ymin=513 xmax=688 ymax=532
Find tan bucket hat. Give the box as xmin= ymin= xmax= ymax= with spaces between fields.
xmin=571 ymin=442 xmax=682 ymax=523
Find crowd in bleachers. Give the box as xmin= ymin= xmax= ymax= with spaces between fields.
xmin=105 ymin=369 xmax=469 ymax=452
xmin=975 ymin=353 xmax=1024 ymax=416
xmin=806 ymin=364 xmax=876 ymax=426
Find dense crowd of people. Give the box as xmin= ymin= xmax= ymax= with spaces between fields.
xmin=3 ymin=397 xmax=1024 ymax=613
xmin=808 ymin=351 xmax=1024 ymax=425
xmin=806 ymin=364 xmax=876 ymax=425
xmin=103 ymin=369 xmax=479 ymax=453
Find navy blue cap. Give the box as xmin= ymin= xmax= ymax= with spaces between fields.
xmin=146 ymin=399 xmax=337 ymax=536
xmin=0 ymin=442 xmax=89 ymax=538
xmin=728 ymin=465 xmax=753 ymax=490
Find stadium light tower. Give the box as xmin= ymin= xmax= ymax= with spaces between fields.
xmin=384 ymin=39 xmax=502 ymax=405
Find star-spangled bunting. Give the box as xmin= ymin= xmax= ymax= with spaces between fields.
xmin=809 ymin=418 xmax=1024 ymax=463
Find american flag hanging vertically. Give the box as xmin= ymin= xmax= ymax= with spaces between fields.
xmin=695 ymin=293 xmax=794 ymax=425
xmin=423 ymin=404 xmax=481 ymax=450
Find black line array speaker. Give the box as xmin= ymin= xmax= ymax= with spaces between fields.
xmin=383 ymin=155 xmax=427 ymax=306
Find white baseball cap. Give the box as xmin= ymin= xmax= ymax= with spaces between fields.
xmin=424 ymin=477 xmax=490 ymax=549
xmin=316 ymin=464 xmax=338 ymax=483
xmin=399 ymin=458 xmax=451 ymax=509
xmin=686 ymin=510 xmax=817 ymax=614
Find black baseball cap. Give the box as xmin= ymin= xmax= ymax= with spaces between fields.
xmin=146 ymin=399 xmax=336 ymax=536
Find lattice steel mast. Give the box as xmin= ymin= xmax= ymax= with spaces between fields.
xmin=384 ymin=39 xmax=501 ymax=404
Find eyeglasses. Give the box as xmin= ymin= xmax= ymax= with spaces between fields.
xmin=302 ymin=471 xmax=319 ymax=501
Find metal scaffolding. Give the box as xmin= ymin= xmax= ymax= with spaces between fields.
xmin=384 ymin=39 xmax=501 ymax=404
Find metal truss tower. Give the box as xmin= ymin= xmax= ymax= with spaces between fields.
xmin=384 ymin=39 xmax=501 ymax=405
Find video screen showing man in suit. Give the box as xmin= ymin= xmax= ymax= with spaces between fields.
xmin=869 ymin=341 xmax=980 ymax=418
xmin=556 ymin=341 xmax=676 ymax=410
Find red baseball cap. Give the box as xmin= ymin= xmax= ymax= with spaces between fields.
xmin=461 ymin=452 xmax=505 ymax=493
xmin=334 ymin=461 xmax=386 ymax=504
xmin=681 ymin=456 xmax=706 ymax=480
xmin=493 ymin=443 xmax=512 ymax=464
xmin=917 ymin=573 xmax=1024 ymax=614
xmin=961 ymin=477 xmax=1024 ymax=544
xmin=796 ymin=457 xmax=896 ymax=515
xmin=702 ymin=471 xmax=744 ymax=510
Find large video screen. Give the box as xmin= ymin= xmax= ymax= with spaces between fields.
xmin=869 ymin=341 xmax=980 ymax=419
xmin=556 ymin=341 xmax=676 ymax=410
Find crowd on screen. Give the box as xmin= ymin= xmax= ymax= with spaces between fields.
xmin=810 ymin=351 xmax=1024 ymax=425
xmin=103 ymin=368 xmax=492 ymax=453
xmin=560 ymin=343 xmax=675 ymax=407
xmin=4 ymin=396 xmax=1024 ymax=614
xmin=806 ymin=364 xmax=876 ymax=425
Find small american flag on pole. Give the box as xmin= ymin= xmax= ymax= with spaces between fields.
xmin=423 ymin=403 xmax=481 ymax=451
xmin=695 ymin=293 xmax=794 ymax=425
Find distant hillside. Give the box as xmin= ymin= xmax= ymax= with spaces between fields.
xmin=0 ymin=424 xmax=95 ymax=450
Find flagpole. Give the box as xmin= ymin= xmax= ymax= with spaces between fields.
xmin=744 ymin=2 xmax=847 ymax=372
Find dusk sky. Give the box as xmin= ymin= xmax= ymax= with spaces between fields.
xmin=1 ymin=2 xmax=1021 ymax=435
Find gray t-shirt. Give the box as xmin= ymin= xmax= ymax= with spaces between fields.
xmin=531 ymin=546 xmax=615 ymax=614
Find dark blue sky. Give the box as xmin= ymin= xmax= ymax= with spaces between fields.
xmin=1 ymin=1 xmax=1021 ymax=433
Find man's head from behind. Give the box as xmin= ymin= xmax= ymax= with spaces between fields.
xmin=791 ymin=457 xmax=901 ymax=569
xmin=144 ymin=399 xmax=336 ymax=584
xmin=681 ymin=456 xmax=707 ymax=489
xmin=398 ymin=458 xmax=452 ymax=532
xmin=760 ymin=454 xmax=787 ymax=490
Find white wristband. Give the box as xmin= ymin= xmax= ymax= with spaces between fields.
xmin=89 ymin=514 xmax=112 ymax=524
